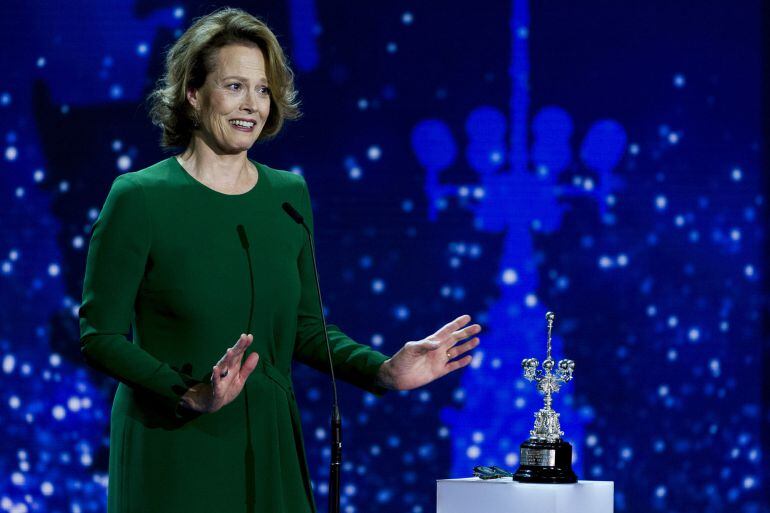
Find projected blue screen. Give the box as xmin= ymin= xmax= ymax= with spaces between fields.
xmin=0 ymin=1 xmax=765 ymax=512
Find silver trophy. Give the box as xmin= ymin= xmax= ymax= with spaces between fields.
xmin=513 ymin=312 xmax=578 ymax=483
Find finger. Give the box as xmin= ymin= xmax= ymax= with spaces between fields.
xmin=224 ymin=334 xmax=251 ymax=367
xmin=445 ymin=355 xmax=473 ymax=373
xmin=409 ymin=339 xmax=441 ymax=355
xmin=239 ymin=352 xmax=259 ymax=379
xmin=445 ymin=337 xmax=480 ymax=360
xmin=431 ymin=314 xmax=472 ymax=340
xmin=445 ymin=324 xmax=482 ymax=345
xmin=211 ymin=364 xmax=221 ymax=389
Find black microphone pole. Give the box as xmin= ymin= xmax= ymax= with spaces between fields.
xmin=282 ymin=202 xmax=341 ymax=513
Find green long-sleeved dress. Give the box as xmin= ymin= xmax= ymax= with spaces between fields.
xmin=79 ymin=157 xmax=389 ymax=513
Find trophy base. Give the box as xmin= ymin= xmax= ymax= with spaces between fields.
xmin=513 ymin=439 xmax=577 ymax=484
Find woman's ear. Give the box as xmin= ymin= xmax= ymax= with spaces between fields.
xmin=186 ymin=86 xmax=199 ymax=110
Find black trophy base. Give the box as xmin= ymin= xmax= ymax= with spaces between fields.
xmin=512 ymin=439 xmax=578 ymax=484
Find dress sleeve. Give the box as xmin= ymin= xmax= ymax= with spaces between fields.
xmin=292 ymin=178 xmax=390 ymax=395
xmin=79 ymin=174 xmax=199 ymax=417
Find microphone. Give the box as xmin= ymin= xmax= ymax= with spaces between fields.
xmin=236 ymin=224 xmax=254 ymax=334
xmin=282 ymin=201 xmax=342 ymax=513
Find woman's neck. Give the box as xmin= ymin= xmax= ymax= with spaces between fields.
xmin=178 ymin=138 xmax=256 ymax=192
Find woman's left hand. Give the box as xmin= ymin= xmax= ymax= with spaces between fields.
xmin=377 ymin=314 xmax=481 ymax=390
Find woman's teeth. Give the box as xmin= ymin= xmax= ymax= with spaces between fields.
xmin=230 ymin=120 xmax=255 ymax=128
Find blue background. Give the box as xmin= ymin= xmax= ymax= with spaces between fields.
xmin=0 ymin=1 xmax=767 ymax=512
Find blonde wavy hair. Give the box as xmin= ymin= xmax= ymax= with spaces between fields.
xmin=147 ymin=7 xmax=301 ymax=148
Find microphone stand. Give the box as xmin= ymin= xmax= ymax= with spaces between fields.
xmin=282 ymin=202 xmax=342 ymax=513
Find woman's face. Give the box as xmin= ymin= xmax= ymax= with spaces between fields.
xmin=187 ymin=43 xmax=271 ymax=154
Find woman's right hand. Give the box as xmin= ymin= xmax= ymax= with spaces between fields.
xmin=179 ymin=333 xmax=260 ymax=413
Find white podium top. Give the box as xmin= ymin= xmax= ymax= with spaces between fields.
xmin=437 ymin=478 xmax=614 ymax=513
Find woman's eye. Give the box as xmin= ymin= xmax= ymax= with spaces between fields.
xmin=228 ymin=83 xmax=241 ymax=91
xmin=258 ymin=86 xmax=271 ymax=96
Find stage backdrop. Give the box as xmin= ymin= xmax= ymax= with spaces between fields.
xmin=0 ymin=1 xmax=766 ymax=512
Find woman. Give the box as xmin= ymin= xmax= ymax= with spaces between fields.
xmin=79 ymin=7 xmax=480 ymax=513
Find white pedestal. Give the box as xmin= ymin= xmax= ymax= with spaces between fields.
xmin=437 ymin=478 xmax=614 ymax=513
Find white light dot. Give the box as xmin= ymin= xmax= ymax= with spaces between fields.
xmin=731 ymin=168 xmax=742 ymax=181
xmin=472 ymin=431 xmax=484 ymax=443
xmin=688 ymin=328 xmax=700 ymax=341
xmin=371 ymin=279 xmax=385 ymax=293
xmin=655 ymin=195 xmax=667 ymax=210
xmin=367 ymin=146 xmax=381 ymax=160
xmin=501 ymin=268 xmax=518 ymax=285
xmin=620 ymin=447 xmax=633 ymax=460
xmin=15 ymin=187 xmax=25 ymax=198
xmin=33 ymin=169 xmax=45 ymax=182
xmin=357 ymin=98 xmax=369 ymax=110
xmin=401 ymin=11 xmax=414 ymax=25
xmin=136 ymin=42 xmax=149 ymax=56
xmin=673 ymin=73 xmax=686 ymax=88
xmin=386 ymin=42 xmax=398 ymax=53
xmin=629 ymin=143 xmax=640 ymax=155
xmin=48 ymin=263 xmax=60 ymax=277
xmin=52 ymin=405 xmax=66 ymax=420
xmin=40 ymin=482 xmax=54 ymax=496
xmin=348 ymin=167 xmax=362 ymax=180
xmin=3 ymin=355 xmax=16 ymax=373
xmin=668 ymin=132 xmax=679 ymax=144
xmin=505 ymin=453 xmax=518 ymax=466
xmin=0 ymin=92 xmax=11 ymax=106
xmin=730 ymin=229 xmax=741 ymax=241
xmin=744 ymin=264 xmax=755 ymax=277
xmin=111 ymin=139 xmax=122 ymax=151
xmin=473 ymin=187 xmax=485 ymax=199
xmin=36 ymin=56 xmax=47 ymax=68
xmin=617 ymin=254 xmax=628 ymax=266
xmin=743 ymin=476 xmax=755 ymax=489
xmin=598 ymin=256 xmax=613 ymax=269
xmin=9 ymin=396 xmax=20 ymax=409
xmin=80 ymin=453 xmax=93 ymax=466
xmin=371 ymin=334 xmax=383 ymax=347
xmin=59 ymin=180 xmax=69 ymax=192
xmin=117 ymin=155 xmax=132 ymax=171
xmin=72 ymin=236 xmax=84 ymax=249
xmin=655 ymin=485 xmax=667 ymax=498
xmin=315 ymin=427 xmax=326 ymax=440
xmin=49 ymin=353 xmax=61 ymax=367
xmin=514 ymin=397 xmax=525 ymax=408
xmin=173 ymin=7 xmax=185 ymax=18
xmin=667 ymin=316 xmax=678 ymax=328
xmin=586 ymin=434 xmax=598 ymax=447
xmin=709 ymin=359 xmax=721 ymax=377
xmin=466 ymin=445 xmax=480 ymax=459
xmin=524 ymin=294 xmax=537 ymax=307
xmin=67 ymin=396 xmax=81 ymax=412
xmin=658 ymin=385 xmax=669 ymax=397
xmin=11 ymin=472 xmax=25 ymax=485
xmin=5 ymin=146 xmax=18 ymax=161
xmin=674 ymin=215 xmax=685 ymax=227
